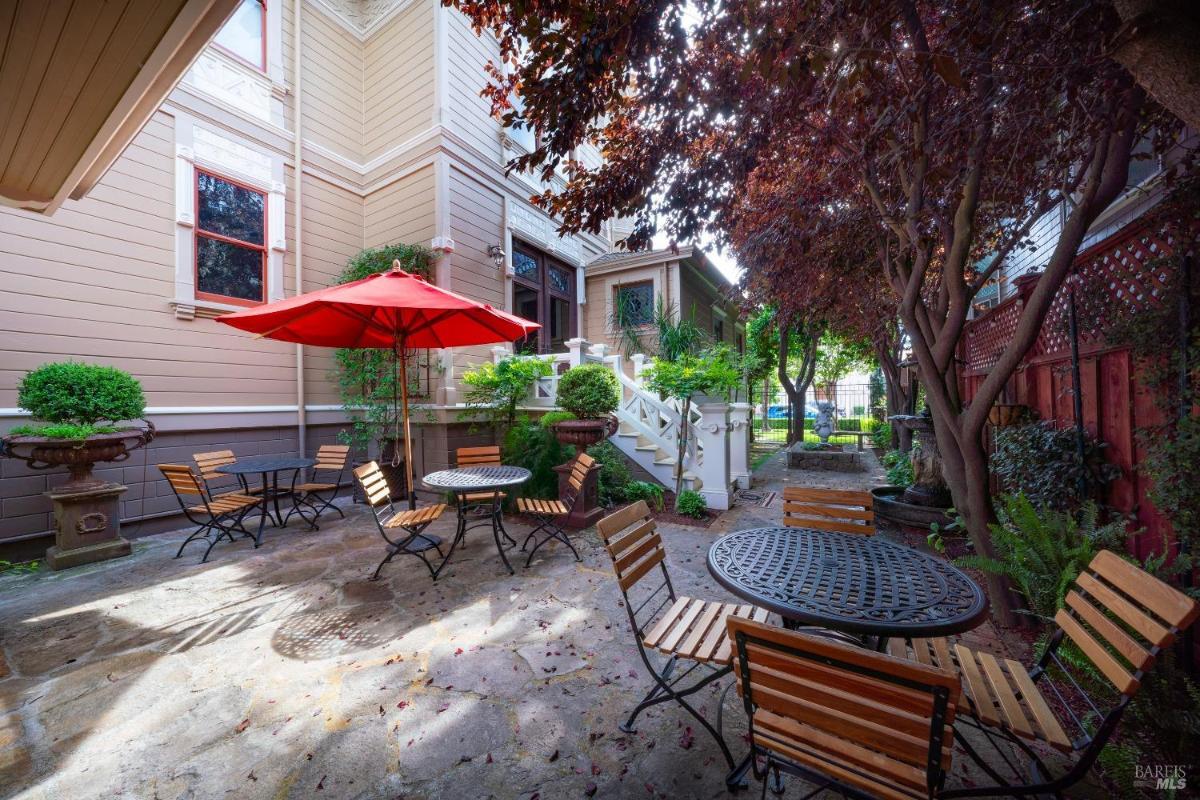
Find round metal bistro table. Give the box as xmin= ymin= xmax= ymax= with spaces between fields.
xmin=706 ymin=526 xmax=988 ymax=647
xmin=216 ymin=456 xmax=316 ymax=546
xmin=422 ymin=465 xmax=531 ymax=575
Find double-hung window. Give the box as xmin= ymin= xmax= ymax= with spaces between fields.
xmin=195 ymin=170 xmax=267 ymax=306
xmin=212 ymin=0 xmax=266 ymax=71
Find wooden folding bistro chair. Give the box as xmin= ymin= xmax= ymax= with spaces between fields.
xmin=453 ymin=445 xmax=514 ymax=547
xmin=781 ymin=487 xmax=874 ymax=535
xmin=193 ymin=450 xmax=258 ymax=498
xmin=286 ymin=444 xmax=350 ymax=525
xmin=516 ymin=452 xmax=593 ymax=568
xmin=597 ymin=501 xmax=770 ymax=778
xmin=354 ymin=461 xmax=448 ymax=581
xmin=159 ymin=464 xmax=261 ymax=563
xmin=893 ymin=550 xmax=1200 ymax=798
xmin=727 ymin=616 xmax=961 ymax=799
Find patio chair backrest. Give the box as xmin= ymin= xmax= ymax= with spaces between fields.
xmin=1056 ymin=549 xmax=1199 ymax=698
xmin=562 ymin=452 xmax=593 ymax=507
xmin=727 ymin=616 xmax=960 ymax=799
xmin=456 ymin=445 xmax=502 ymax=467
xmin=597 ymin=500 xmax=678 ymax=639
xmin=781 ymin=487 xmax=874 ymax=535
xmin=193 ymin=449 xmax=242 ymax=495
xmin=158 ymin=464 xmax=205 ymax=498
xmin=313 ymin=444 xmax=349 ymax=473
xmin=353 ymin=461 xmax=392 ymax=509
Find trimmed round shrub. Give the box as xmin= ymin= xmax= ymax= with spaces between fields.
xmin=18 ymin=362 xmax=145 ymax=427
xmin=556 ymin=363 xmax=619 ymax=419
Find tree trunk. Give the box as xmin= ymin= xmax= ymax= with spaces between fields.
xmin=778 ymin=324 xmax=820 ymax=445
xmin=1111 ymin=0 xmax=1200 ymax=132
xmin=674 ymin=396 xmax=690 ymax=504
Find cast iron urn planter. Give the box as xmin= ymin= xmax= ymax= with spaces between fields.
xmin=551 ymin=416 xmax=619 ymax=455
xmin=551 ymin=416 xmax=618 ymax=528
xmin=1 ymin=422 xmax=156 ymax=569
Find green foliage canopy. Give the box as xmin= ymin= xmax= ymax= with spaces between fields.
xmin=461 ymin=356 xmax=553 ymax=430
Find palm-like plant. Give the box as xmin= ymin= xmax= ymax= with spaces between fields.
xmin=956 ymin=493 xmax=1128 ymax=622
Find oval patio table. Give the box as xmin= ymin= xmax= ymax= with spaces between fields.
xmin=422 ymin=465 xmax=531 ymax=575
xmin=706 ymin=526 xmax=988 ymax=646
xmin=216 ymin=456 xmax=316 ymax=547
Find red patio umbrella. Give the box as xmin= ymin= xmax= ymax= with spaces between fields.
xmin=217 ymin=262 xmax=539 ymax=507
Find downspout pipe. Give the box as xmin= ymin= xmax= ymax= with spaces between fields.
xmin=293 ymin=0 xmax=306 ymax=457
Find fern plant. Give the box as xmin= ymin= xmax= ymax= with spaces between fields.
xmin=955 ymin=493 xmax=1128 ymax=622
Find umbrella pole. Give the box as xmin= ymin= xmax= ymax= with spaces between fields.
xmin=398 ymin=337 xmax=416 ymax=510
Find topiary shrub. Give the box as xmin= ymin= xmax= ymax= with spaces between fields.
xmin=676 ymin=489 xmax=707 ymax=519
xmin=11 ymin=362 xmax=145 ymax=439
xmin=538 ymin=410 xmax=577 ymax=428
xmin=555 ymin=363 xmax=619 ymax=419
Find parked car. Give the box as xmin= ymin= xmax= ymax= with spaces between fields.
xmin=766 ymin=403 xmax=819 ymax=419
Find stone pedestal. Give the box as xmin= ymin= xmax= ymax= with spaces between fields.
xmin=694 ymin=400 xmax=732 ymax=510
xmin=729 ymin=402 xmax=751 ymax=490
xmin=44 ymin=482 xmax=131 ymax=570
xmin=554 ymin=461 xmax=604 ymax=529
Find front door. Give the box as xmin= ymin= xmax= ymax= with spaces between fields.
xmin=511 ymin=241 xmax=576 ymax=354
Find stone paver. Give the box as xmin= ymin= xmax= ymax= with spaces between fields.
xmin=0 ymin=447 xmax=1093 ymax=799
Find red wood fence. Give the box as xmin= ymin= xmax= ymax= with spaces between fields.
xmin=959 ymin=217 xmax=1185 ymax=560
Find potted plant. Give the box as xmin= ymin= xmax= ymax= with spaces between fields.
xmin=552 ymin=363 xmax=620 ymax=454
xmin=1 ymin=362 xmax=154 ymax=569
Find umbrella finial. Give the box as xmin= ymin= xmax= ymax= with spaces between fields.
xmin=390 ymin=259 xmax=404 ymax=274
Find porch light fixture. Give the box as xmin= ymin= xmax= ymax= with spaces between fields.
xmin=487 ymin=244 xmax=506 ymax=270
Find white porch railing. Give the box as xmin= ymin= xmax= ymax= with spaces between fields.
xmin=494 ymin=337 xmax=749 ymax=509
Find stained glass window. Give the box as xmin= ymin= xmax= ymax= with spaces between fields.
xmin=513 ymin=250 xmax=539 ymax=280
xmin=548 ymin=266 xmax=570 ymax=294
xmin=615 ymin=282 xmax=654 ymax=326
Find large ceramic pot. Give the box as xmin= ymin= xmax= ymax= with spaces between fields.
xmin=552 ymin=416 xmax=618 ymax=455
xmin=1 ymin=423 xmax=156 ymax=491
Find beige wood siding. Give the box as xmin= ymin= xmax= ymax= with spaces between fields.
xmin=363 ymin=1 xmax=435 ymax=160
xmin=292 ymin=170 xmax=367 ymax=407
xmin=447 ymin=165 xmax=505 ymax=391
xmin=0 ymin=110 xmax=302 ymax=409
xmin=679 ymin=264 xmax=736 ymax=346
xmin=300 ymin=7 xmax=365 ymax=162
xmin=364 ymin=165 xmax=436 ymax=247
xmin=445 ymin=9 xmax=503 ymax=164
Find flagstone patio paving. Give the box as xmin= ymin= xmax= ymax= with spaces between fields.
xmin=0 ymin=449 xmax=1093 ymax=799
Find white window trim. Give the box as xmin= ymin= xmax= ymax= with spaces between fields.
xmin=172 ymin=113 xmax=286 ymax=320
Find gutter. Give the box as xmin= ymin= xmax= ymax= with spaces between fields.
xmin=293 ymin=0 xmax=307 ymax=456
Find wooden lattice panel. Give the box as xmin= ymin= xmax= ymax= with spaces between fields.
xmin=964 ymin=295 xmax=1022 ymax=373
xmin=964 ymin=219 xmax=1184 ymax=374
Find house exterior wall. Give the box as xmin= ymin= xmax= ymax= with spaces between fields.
xmin=0 ymin=0 xmax=617 ymax=554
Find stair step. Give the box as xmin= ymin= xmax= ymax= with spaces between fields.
xmin=636 ymin=445 xmax=659 ymax=453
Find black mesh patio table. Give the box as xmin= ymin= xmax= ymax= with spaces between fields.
xmin=707 ymin=527 xmax=987 ymax=644
xmin=216 ymin=456 xmax=317 ymax=546
xmin=422 ymin=466 xmax=531 ymax=575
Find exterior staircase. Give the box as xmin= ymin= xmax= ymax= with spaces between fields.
xmin=495 ymin=338 xmax=749 ymax=509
